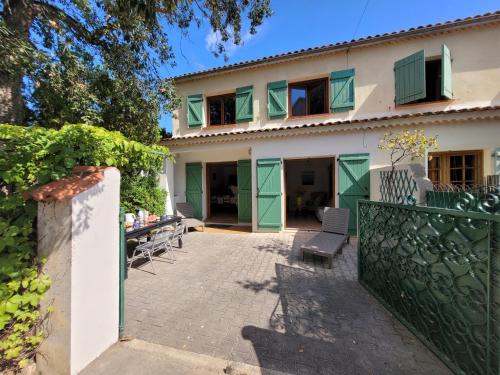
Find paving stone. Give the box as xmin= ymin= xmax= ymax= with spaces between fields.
xmin=124 ymin=231 xmax=452 ymax=375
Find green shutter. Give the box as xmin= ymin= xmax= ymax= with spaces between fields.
xmin=441 ymin=44 xmax=453 ymax=99
xmin=394 ymin=50 xmax=426 ymax=105
xmin=267 ymin=80 xmax=287 ymax=119
xmin=187 ymin=94 xmax=203 ymax=128
xmin=330 ymin=69 xmax=355 ymax=112
xmin=257 ymin=158 xmax=282 ymax=231
xmin=235 ymin=86 xmax=253 ymax=122
xmin=237 ymin=160 xmax=252 ymax=222
xmin=185 ymin=163 xmax=203 ymax=219
xmin=338 ymin=154 xmax=370 ymax=235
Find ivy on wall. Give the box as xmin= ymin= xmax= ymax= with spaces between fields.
xmin=0 ymin=123 xmax=170 ymax=370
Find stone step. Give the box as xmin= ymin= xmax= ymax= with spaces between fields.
xmin=80 ymin=339 xmax=291 ymax=375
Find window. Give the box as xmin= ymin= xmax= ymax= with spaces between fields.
xmin=394 ymin=45 xmax=452 ymax=105
xmin=289 ymin=78 xmax=328 ymax=117
xmin=207 ymin=94 xmax=236 ymax=126
xmin=422 ymin=59 xmax=443 ymax=102
xmin=428 ymin=151 xmax=483 ymax=187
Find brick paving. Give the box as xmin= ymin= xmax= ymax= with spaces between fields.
xmin=124 ymin=231 xmax=452 ymax=375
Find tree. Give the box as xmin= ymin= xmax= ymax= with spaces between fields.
xmin=0 ymin=0 xmax=272 ymax=142
xmin=378 ymin=129 xmax=438 ymax=202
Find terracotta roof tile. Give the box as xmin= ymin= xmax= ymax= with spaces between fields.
xmin=163 ymin=105 xmax=500 ymax=143
xmin=172 ymin=11 xmax=500 ymax=82
xmin=24 ymin=166 xmax=112 ymax=202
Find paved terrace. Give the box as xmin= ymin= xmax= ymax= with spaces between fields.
xmin=112 ymin=231 xmax=451 ymax=375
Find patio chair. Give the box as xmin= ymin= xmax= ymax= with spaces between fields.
xmin=128 ymin=231 xmax=164 ymax=274
xmin=164 ymin=221 xmax=185 ymax=257
xmin=176 ymin=202 xmax=205 ymax=233
xmin=300 ymin=207 xmax=350 ymax=268
xmin=153 ymin=224 xmax=176 ymax=258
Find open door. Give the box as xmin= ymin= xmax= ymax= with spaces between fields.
xmin=257 ymin=158 xmax=282 ymax=232
xmin=338 ymin=154 xmax=370 ymax=235
xmin=237 ymin=160 xmax=252 ymax=223
xmin=185 ymin=163 xmax=203 ymax=219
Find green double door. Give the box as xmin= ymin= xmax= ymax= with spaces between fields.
xmin=237 ymin=160 xmax=252 ymax=222
xmin=185 ymin=160 xmax=253 ymax=222
xmin=338 ymin=154 xmax=370 ymax=235
xmin=185 ymin=163 xmax=203 ymax=219
xmin=256 ymin=158 xmax=282 ymax=232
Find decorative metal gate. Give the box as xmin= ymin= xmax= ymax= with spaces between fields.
xmin=358 ymin=200 xmax=499 ymax=375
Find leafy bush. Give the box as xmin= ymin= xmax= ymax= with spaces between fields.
xmin=121 ymin=175 xmax=167 ymax=216
xmin=0 ymin=123 xmax=170 ymax=371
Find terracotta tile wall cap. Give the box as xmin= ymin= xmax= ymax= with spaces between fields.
xmin=24 ymin=166 xmax=111 ymax=202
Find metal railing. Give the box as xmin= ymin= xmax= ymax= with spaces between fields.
xmin=358 ymin=200 xmax=499 ymax=375
xmin=426 ymin=184 xmax=500 ymax=215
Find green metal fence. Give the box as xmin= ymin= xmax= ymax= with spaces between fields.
xmin=426 ymin=189 xmax=500 ymax=214
xmin=358 ymin=200 xmax=500 ymax=375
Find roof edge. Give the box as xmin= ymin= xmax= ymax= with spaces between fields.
xmin=161 ymin=105 xmax=500 ymax=146
xmin=172 ymin=11 xmax=500 ymax=83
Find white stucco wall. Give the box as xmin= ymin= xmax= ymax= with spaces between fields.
xmin=70 ymin=167 xmax=120 ymax=374
xmin=166 ymin=19 xmax=500 ymax=232
xmin=172 ymin=24 xmax=500 ymax=138
xmin=170 ymin=119 xmax=500 ymax=231
xmin=37 ymin=167 xmax=120 ymax=375
xmin=159 ymin=158 xmax=175 ymax=215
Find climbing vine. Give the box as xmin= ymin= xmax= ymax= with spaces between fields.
xmin=0 ymin=124 xmax=170 ymax=370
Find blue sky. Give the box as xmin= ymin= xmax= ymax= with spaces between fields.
xmin=159 ymin=0 xmax=500 ymax=132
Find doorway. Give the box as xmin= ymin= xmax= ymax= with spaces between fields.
xmin=284 ymin=157 xmax=335 ymax=230
xmin=206 ymin=162 xmax=238 ymax=224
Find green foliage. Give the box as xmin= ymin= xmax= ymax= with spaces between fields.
xmin=0 ymin=123 xmax=170 ymax=371
xmin=121 ymin=176 xmax=167 ymax=216
xmin=378 ymin=130 xmax=438 ymax=200
xmin=378 ymin=129 xmax=438 ymax=169
xmin=1 ymin=0 xmax=272 ymax=137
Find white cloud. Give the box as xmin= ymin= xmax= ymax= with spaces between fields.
xmin=205 ymin=27 xmax=258 ymax=56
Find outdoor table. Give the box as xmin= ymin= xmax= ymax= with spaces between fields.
xmin=125 ymin=215 xmax=183 ymax=248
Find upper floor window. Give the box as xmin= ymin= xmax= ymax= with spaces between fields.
xmin=394 ymin=44 xmax=452 ymax=105
xmin=208 ymin=94 xmax=236 ymax=126
xmin=289 ymin=78 xmax=328 ymax=117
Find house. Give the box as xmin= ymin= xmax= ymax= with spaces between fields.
xmin=161 ymin=11 xmax=500 ymax=233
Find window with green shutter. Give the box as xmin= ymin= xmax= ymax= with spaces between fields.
xmin=236 ymin=86 xmax=253 ymax=122
xmin=394 ymin=50 xmax=426 ymax=105
xmin=441 ymin=44 xmax=453 ymax=99
xmin=187 ymin=94 xmax=203 ymax=128
xmin=267 ymin=80 xmax=287 ymax=119
xmin=330 ymin=69 xmax=355 ymax=112
xmin=394 ymin=45 xmax=453 ymax=105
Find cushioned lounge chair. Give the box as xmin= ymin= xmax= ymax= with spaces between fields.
xmin=176 ymin=202 xmax=205 ymax=233
xmin=300 ymin=207 xmax=350 ymax=268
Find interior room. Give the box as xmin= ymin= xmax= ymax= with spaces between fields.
xmin=285 ymin=158 xmax=334 ymax=230
xmin=207 ymin=162 xmax=238 ymax=223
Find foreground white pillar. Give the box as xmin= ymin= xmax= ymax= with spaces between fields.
xmin=28 ymin=166 xmax=120 ymax=375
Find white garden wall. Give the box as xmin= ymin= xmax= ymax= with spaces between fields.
xmin=35 ymin=167 xmax=120 ymax=375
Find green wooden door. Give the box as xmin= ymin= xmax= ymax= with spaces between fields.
xmin=185 ymin=162 xmax=203 ymax=219
xmin=237 ymin=160 xmax=252 ymax=223
xmin=257 ymin=158 xmax=282 ymax=231
xmin=338 ymin=154 xmax=370 ymax=235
